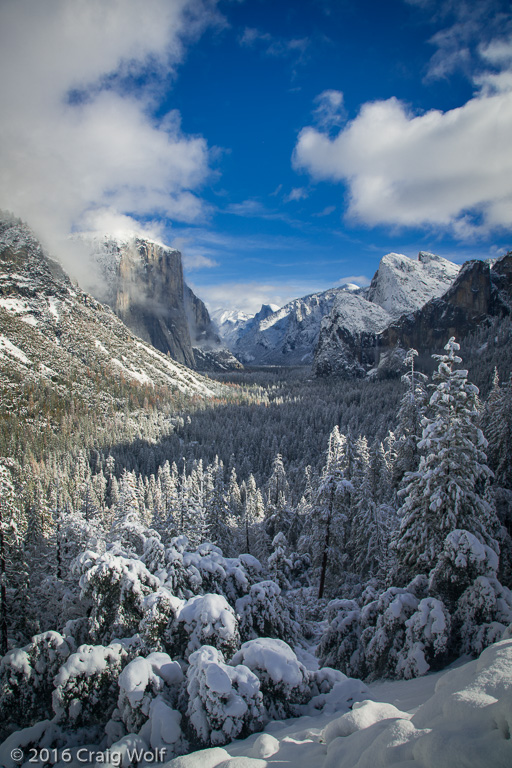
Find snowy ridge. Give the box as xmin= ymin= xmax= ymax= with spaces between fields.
xmin=226 ymin=251 xmax=459 ymax=369
xmin=320 ymin=290 xmax=392 ymax=336
xmin=213 ymin=305 xmax=278 ymax=350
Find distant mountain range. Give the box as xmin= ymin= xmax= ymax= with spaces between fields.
xmin=3 ymin=211 xmax=510 ymax=384
xmin=213 ymin=251 xmax=462 ymax=373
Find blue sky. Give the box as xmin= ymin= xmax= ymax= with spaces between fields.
xmin=1 ymin=0 xmax=512 ymax=313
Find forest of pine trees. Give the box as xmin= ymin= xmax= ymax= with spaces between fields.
xmin=1 ymin=335 xmax=512 ymax=762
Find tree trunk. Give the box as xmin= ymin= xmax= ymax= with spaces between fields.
xmin=318 ymin=484 xmax=334 ymax=600
xmin=0 ymin=506 xmax=8 ymax=655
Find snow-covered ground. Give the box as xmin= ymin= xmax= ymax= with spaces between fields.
xmin=164 ymin=638 xmax=512 ymax=768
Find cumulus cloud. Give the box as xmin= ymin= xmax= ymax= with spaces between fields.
xmin=293 ymin=40 xmax=512 ymax=237
xmin=0 ymin=0 xmax=221 ymax=261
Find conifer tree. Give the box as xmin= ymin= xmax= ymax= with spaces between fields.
xmin=240 ymin=474 xmax=266 ymax=557
xmin=393 ymin=339 xmax=500 ymax=585
xmin=0 ymin=461 xmax=23 ymax=654
xmin=393 ymin=349 xmax=428 ymax=485
xmin=483 ymin=372 xmax=512 ymax=489
xmin=300 ymin=427 xmax=353 ymax=598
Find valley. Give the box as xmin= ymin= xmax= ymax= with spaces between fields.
xmin=1 ymin=212 xmax=512 ymax=767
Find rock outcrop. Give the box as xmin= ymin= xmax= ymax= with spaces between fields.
xmin=313 ymin=251 xmax=461 ymax=377
xmin=73 ymin=233 xmax=241 ymax=371
xmin=377 ymin=255 xmax=512 ymax=358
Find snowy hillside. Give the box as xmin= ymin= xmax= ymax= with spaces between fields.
xmin=314 ymin=292 xmax=394 ymax=377
xmin=0 ymin=214 xmax=227 ymax=405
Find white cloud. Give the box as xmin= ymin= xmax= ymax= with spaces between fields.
xmin=239 ymin=27 xmax=309 ymax=59
xmin=313 ymin=89 xmax=345 ymax=129
xmin=225 ymin=199 xmax=296 ymax=224
xmin=313 ymin=205 xmax=336 ymax=217
xmin=0 ymin=0 xmax=221 ymax=258
xmin=284 ymin=187 xmax=308 ymax=202
xmin=171 ymin=236 xmax=219 ymax=269
xmin=335 ymin=275 xmax=371 ymax=288
xmin=188 ymin=279 xmax=334 ymax=315
xmin=293 ymin=46 xmax=512 ymax=237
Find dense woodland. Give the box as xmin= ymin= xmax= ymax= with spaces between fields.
xmin=1 ymin=319 xmax=512 ymax=762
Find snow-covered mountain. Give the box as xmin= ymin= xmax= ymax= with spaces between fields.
xmin=314 ymin=292 xmax=394 ymax=377
xmin=227 ymin=251 xmax=460 ymax=369
xmin=72 ymin=232 xmax=241 ymax=372
xmin=0 ymin=213 xmax=227 ymax=404
xmin=212 ymin=307 xmax=253 ymax=346
xmin=212 ymin=305 xmax=281 ymax=350
xmin=229 ymin=290 xmax=349 ymax=366
xmin=314 ymin=251 xmax=461 ymax=377
xmin=366 ymin=251 xmax=460 ymax=317
xmin=378 ymin=253 xmax=512 ymax=364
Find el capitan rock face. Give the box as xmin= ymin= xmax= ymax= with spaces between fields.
xmin=74 ymin=233 xmax=195 ymax=367
xmin=73 ymin=233 xmax=241 ymax=371
xmin=0 ymin=213 xmax=226 ymax=401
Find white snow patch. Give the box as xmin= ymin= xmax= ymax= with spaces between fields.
xmin=0 ymin=335 xmax=31 ymax=364
xmin=189 ymin=641 xmax=512 ymax=768
xmin=111 ymin=358 xmax=153 ymax=386
xmin=21 ymin=314 xmax=38 ymax=326
xmin=94 ymin=339 xmax=109 ymax=354
xmin=48 ymin=299 xmax=59 ymax=321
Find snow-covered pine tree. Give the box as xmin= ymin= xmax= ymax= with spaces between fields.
xmin=392 ymin=338 xmax=500 ymax=586
xmin=204 ymin=457 xmax=231 ymax=549
xmin=267 ymin=532 xmax=292 ymax=589
xmin=0 ymin=460 xmax=23 ymax=654
xmin=348 ymin=437 xmax=388 ymax=580
xmin=483 ymin=371 xmax=512 ymax=490
xmin=301 ymin=427 xmax=353 ymax=599
xmin=393 ymin=349 xmax=428 ymax=485
xmin=240 ymin=474 xmax=266 ymax=558
xmin=157 ymin=460 xmax=179 ymax=538
xmin=264 ymin=453 xmax=291 ymax=541
xmin=110 ymin=469 xmax=147 ymax=554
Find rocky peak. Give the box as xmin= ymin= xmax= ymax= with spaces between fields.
xmin=377 ymin=255 xmax=511 ymax=361
xmin=367 ymin=251 xmax=460 ymax=317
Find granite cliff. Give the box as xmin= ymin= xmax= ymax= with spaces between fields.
xmin=73 ymin=233 xmax=241 ymax=371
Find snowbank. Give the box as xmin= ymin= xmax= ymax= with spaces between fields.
xmin=159 ymin=638 xmax=512 ymax=768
